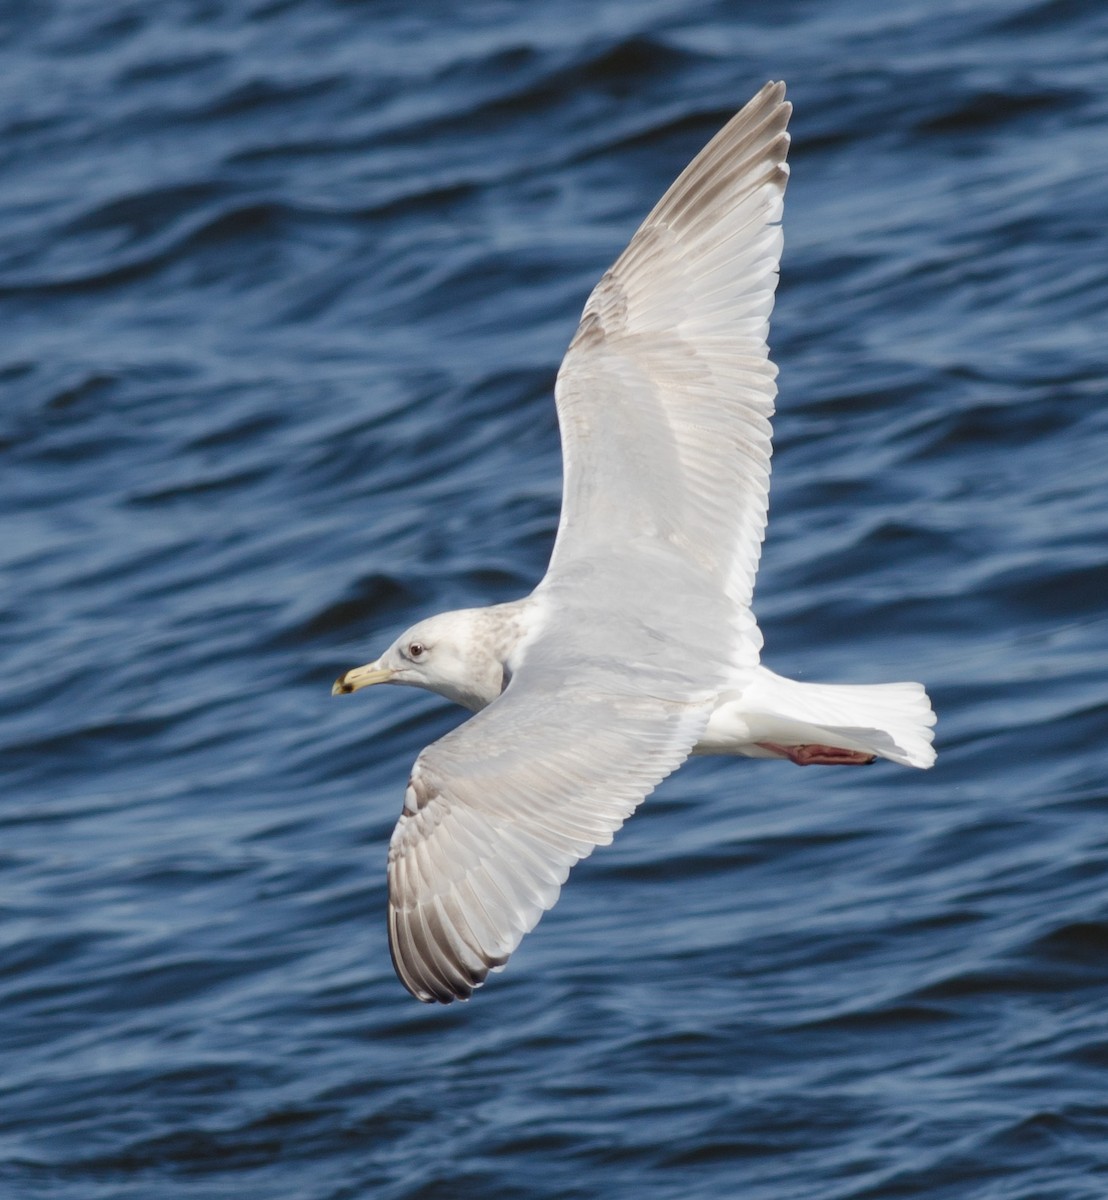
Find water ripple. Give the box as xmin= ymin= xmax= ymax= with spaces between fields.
xmin=3 ymin=1 xmax=1108 ymax=1198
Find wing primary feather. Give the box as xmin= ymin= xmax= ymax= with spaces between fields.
xmin=387 ymin=902 xmax=435 ymax=1003
xmin=454 ymin=874 xmax=512 ymax=965
xmin=433 ymin=892 xmax=493 ymax=976
xmin=420 ymin=899 xmax=481 ymax=997
xmin=410 ymin=900 xmax=468 ymax=1002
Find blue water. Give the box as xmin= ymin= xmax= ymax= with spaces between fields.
xmin=4 ymin=1 xmax=1108 ymax=1196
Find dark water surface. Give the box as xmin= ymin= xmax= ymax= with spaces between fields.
xmin=4 ymin=2 xmax=1108 ymax=1197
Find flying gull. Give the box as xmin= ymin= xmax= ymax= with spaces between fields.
xmin=333 ymin=82 xmax=936 ymax=1003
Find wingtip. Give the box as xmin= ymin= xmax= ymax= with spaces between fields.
xmin=389 ymin=892 xmax=499 ymax=1004
xmin=761 ymin=81 xmax=791 ymax=129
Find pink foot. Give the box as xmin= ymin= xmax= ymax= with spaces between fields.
xmin=756 ymin=742 xmax=877 ymax=767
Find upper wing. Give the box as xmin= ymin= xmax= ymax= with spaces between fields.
xmin=550 ymin=80 xmax=790 ymax=635
xmin=387 ymin=626 xmax=714 ymax=1003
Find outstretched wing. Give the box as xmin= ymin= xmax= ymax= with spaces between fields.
xmin=550 ymin=80 xmax=790 ymax=631
xmin=387 ymin=84 xmax=792 ymax=1001
xmin=387 ymin=619 xmax=715 ymax=1003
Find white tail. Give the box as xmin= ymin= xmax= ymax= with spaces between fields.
xmin=702 ymin=665 xmax=937 ymax=769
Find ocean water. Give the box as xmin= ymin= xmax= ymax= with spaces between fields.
xmin=3 ymin=1 xmax=1108 ymax=1197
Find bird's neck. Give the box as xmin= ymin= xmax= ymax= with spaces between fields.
xmin=450 ymin=597 xmax=539 ymax=712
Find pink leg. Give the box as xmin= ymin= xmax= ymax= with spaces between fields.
xmin=756 ymin=742 xmax=877 ymax=767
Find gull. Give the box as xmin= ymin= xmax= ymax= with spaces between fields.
xmin=332 ymin=82 xmax=936 ymax=1003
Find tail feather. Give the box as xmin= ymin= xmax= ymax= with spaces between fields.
xmin=731 ymin=666 xmax=937 ymax=769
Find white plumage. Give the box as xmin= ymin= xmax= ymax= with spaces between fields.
xmin=332 ymin=83 xmax=936 ymax=1003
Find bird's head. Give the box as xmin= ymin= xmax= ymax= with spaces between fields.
xmin=331 ymin=608 xmax=507 ymax=712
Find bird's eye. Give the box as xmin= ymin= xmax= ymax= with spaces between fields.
xmin=408 ymin=642 xmax=425 ymax=659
